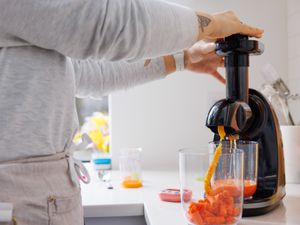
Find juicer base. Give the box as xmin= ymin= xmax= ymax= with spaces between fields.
xmin=242 ymin=200 xmax=281 ymax=217
xmin=242 ymin=190 xmax=285 ymax=217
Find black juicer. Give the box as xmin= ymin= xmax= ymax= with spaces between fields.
xmin=206 ymin=34 xmax=285 ymax=216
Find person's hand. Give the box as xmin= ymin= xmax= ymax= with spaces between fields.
xmin=196 ymin=11 xmax=264 ymax=39
xmin=161 ymin=40 xmax=225 ymax=83
xmin=184 ymin=40 xmax=225 ymax=84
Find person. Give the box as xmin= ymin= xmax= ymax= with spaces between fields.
xmin=0 ymin=0 xmax=263 ymax=224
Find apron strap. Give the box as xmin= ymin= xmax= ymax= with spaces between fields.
xmin=67 ymin=153 xmax=91 ymax=186
xmin=67 ymin=133 xmax=92 ymax=186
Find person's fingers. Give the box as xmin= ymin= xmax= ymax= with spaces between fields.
xmin=204 ymin=51 xmax=218 ymax=59
xmin=211 ymin=70 xmax=226 ymax=84
xmin=187 ymin=50 xmax=203 ymax=63
xmin=220 ymin=57 xmax=225 ymax=66
xmin=226 ymin=11 xmax=238 ymax=20
xmin=201 ymin=42 xmax=216 ymax=55
xmin=229 ymin=12 xmax=264 ymax=37
xmin=203 ymin=38 xmax=217 ymax=43
xmin=188 ymin=41 xmax=216 ymax=63
xmin=219 ymin=58 xmax=225 ymax=67
xmin=204 ymin=52 xmax=224 ymax=65
xmin=193 ymin=41 xmax=216 ymax=55
xmin=239 ymin=23 xmax=264 ymax=38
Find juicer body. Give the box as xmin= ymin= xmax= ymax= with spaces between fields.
xmin=242 ymin=89 xmax=285 ymax=216
xmin=211 ymin=89 xmax=286 ymax=216
xmin=206 ymin=34 xmax=286 ymax=216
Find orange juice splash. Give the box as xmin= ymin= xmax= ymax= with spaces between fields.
xmin=204 ymin=126 xmax=226 ymax=195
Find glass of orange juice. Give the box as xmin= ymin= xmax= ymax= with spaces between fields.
xmin=210 ymin=141 xmax=258 ymax=199
xmin=238 ymin=141 xmax=258 ymax=199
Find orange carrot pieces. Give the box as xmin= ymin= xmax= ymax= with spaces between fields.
xmin=225 ymin=216 xmax=236 ymax=224
xmin=233 ymin=207 xmax=240 ymax=216
xmin=205 ymin=216 xmax=226 ymax=224
xmin=189 ymin=126 xmax=242 ymax=224
xmin=227 ymin=207 xmax=235 ymax=217
xmin=188 ymin=189 xmax=241 ymax=225
xmin=219 ymin=204 xmax=227 ymax=216
xmin=190 ymin=211 xmax=204 ymax=225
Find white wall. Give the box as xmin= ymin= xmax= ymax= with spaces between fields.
xmin=288 ymin=0 xmax=300 ymax=124
xmin=110 ymin=0 xmax=288 ymax=170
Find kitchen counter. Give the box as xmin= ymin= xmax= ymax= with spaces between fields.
xmin=82 ymin=163 xmax=300 ymax=225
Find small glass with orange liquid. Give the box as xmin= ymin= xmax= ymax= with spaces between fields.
xmin=209 ymin=141 xmax=258 ymax=199
xmin=119 ymin=147 xmax=143 ymax=188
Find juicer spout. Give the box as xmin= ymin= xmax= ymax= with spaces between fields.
xmin=206 ymin=99 xmax=252 ymax=134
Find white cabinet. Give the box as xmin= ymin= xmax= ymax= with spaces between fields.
xmin=85 ymin=216 xmax=147 ymax=225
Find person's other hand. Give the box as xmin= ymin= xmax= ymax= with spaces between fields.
xmin=184 ymin=40 xmax=225 ymax=84
xmin=196 ymin=11 xmax=264 ymax=39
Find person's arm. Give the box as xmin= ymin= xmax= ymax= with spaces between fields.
xmin=73 ymin=57 xmax=166 ymax=98
xmin=0 ymin=1 xmax=263 ymax=61
xmin=73 ymin=41 xmax=225 ymax=98
xmin=0 ymin=0 xmax=198 ymax=60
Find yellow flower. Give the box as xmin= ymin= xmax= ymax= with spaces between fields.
xmin=74 ymin=112 xmax=110 ymax=152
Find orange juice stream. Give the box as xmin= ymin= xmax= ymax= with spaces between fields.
xmin=228 ymin=135 xmax=236 ymax=151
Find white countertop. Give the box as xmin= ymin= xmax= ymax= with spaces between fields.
xmin=81 ymin=163 xmax=300 ymax=225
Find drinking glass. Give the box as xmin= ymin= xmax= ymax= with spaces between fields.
xmin=179 ymin=147 xmax=244 ymax=225
xmin=119 ymin=147 xmax=143 ymax=188
xmin=210 ymin=141 xmax=258 ymax=198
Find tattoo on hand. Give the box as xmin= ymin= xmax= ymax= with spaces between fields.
xmin=197 ymin=15 xmax=211 ymax=32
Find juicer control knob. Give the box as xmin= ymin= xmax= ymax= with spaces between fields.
xmin=228 ymin=101 xmax=252 ymax=132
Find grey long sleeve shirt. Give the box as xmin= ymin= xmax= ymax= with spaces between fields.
xmin=0 ymin=0 xmax=198 ymax=161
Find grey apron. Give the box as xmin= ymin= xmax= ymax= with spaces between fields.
xmin=0 ymin=152 xmax=90 ymax=225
